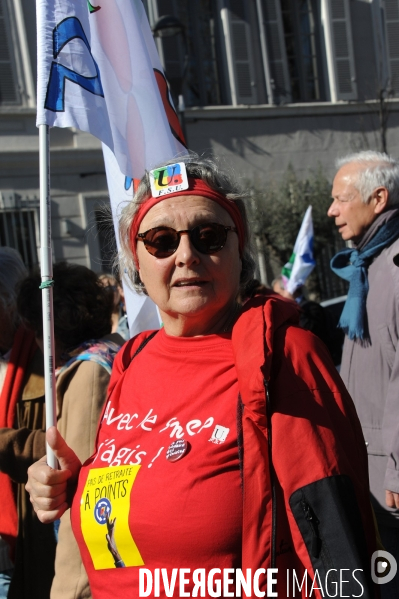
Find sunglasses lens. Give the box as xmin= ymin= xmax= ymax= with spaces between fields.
xmin=140 ymin=223 xmax=230 ymax=258
xmin=144 ymin=227 xmax=179 ymax=258
xmin=192 ymin=223 xmax=227 ymax=254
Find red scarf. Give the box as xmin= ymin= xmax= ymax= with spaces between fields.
xmin=0 ymin=327 xmax=37 ymax=556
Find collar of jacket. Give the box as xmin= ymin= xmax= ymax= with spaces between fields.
xmin=232 ymin=294 xmax=300 ymax=393
xmin=356 ymin=206 xmax=399 ymax=250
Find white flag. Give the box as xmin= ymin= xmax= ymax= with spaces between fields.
xmin=282 ymin=206 xmax=315 ymax=295
xmin=36 ymin=0 xmax=187 ymax=333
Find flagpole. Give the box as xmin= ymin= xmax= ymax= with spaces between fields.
xmin=36 ymin=0 xmax=187 ymax=338
xmin=39 ymin=123 xmax=57 ymax=469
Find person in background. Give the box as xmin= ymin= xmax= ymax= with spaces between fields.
xmin=26 ymin=156 xmax=378 ymax=598
xmin=15 ymin=262 xmax=124 ymax=599
xmin=271 ymin=274 xmax=343 ymax=364
xmin=328 ymin=151 xmax=399 ymax=599
xmin=0 ymin=247 xmax=55 ymax=599
xmin=98 ymin=273 xmax=130 ymax=341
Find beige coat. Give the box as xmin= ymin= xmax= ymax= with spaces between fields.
xmin=1 ymin=349 xmax=57 ymax=599
xmin=50 ymin=333 xmax=123 ymax=599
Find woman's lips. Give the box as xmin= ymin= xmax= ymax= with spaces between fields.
xmin=173 ymin=279 xmax=207 ymax=287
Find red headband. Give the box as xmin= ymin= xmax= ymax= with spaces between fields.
xmin=130 ymin=178 xmax=246 ymax=266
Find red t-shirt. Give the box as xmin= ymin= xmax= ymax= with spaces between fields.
xmin=71 ymin=330 xmax=242 ymax=598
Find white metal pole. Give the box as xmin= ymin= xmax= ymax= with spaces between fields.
xmin=13 ymin=0 xmax=36 ymax=107
xmin=321 ymin=0 xmax=337 ymax=103
xmin=255 ymin=0 xmax=274 ymax=105
xmin=39 ymin=124 xmax=57 ymax=469
xmin=255 ymin=235 xmax=268 ymax=286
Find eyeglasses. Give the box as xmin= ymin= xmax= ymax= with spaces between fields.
xmin=136 ymin=222 xmax=238 ymax=258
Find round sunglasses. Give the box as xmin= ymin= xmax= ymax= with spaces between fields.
xmin=136 ymin=222 xmax=238 ymax=258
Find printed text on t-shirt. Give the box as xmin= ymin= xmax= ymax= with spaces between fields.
xmin=92 ymin=401 xmax=217 ymax=468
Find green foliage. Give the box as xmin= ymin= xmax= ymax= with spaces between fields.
xmin=250 ymin=164 xmax=336 ymax=265
xmin=247 ymin=164 xmax=349 ymax=300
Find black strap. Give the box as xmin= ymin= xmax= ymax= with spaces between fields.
xmin=130 ymin=330 xmax=158 ymax=363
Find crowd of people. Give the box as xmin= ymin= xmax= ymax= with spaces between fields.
xmin=0 ymin=150 xmax=398 ymax=597
xmin=0 ymin=257 xmax=126 ymax=597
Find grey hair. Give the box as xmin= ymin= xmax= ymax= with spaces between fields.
xmin=0 ymin=247 xmax=27 ymax=324
xmin=335 ymin=151 xmax=399 ymax=205
xmin=118 ymin=154 xmax=256 ymax=295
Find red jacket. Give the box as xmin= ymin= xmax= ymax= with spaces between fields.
xmin=107 ymin=295 xmax=377 ymax=598
xmin=232 ymin=295 xmax=377 ymax=597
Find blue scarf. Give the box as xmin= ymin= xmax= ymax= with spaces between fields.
xmin=330 ymin=211 xmax=399 ymax=341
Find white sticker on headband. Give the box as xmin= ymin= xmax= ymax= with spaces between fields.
xmin=149 ymin=162 xmax=189 ymax=198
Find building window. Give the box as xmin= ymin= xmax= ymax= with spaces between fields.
xmin=0 ymin=0 xmax=20 ymax=104
xmin=148 ymin=0 xmax=224 ymax=107
xmin=186 ymin=0 xmax=223 ymax=106
xmin=0 ymin=196 xmax=40 ymax=269
xmin=382 ymin=0 xmax=399 ymax=95
xmin=148 ymin=0 xmax=358 ymax=107
xmin=321 ymin=0 xmax=357 ymax=101
xmin=0 ymin=0 xmax=36 ymax=107
xmin=259 ymin=0 xmax=325 ymax=104
xmin=280 ymin=0 xmax=322 ymax=102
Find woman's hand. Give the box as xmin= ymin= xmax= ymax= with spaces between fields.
xmin=26 ymin=426 xmax=82 ymax=523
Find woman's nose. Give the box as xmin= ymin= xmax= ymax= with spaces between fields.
xmin=174 ymin=232 xmax=201 ymax=266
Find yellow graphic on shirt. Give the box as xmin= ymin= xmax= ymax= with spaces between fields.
xmin=80 ymin=465 xmax=144 ymax=570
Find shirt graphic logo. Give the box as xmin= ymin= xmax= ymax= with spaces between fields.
xmin=209 ymin=425 xmax=230 ymax=444
xmin=80 ymin=465 xmax=144 ymax=569
xmin=94 ymin=498 xmax=112 ymax=525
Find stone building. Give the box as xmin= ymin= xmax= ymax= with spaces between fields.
xmin=1 ymin=0 xmax=398 ymax=284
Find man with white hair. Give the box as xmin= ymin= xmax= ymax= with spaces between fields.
xmin=328 ymin=151 xmax=399 ymax=595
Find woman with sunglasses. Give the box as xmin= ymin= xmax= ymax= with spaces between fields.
xmin=26 ymin=156 xmax=378 ymax=598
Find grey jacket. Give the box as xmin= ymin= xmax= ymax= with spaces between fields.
xmin=340 ymin=227 xmax=399 ymax=525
